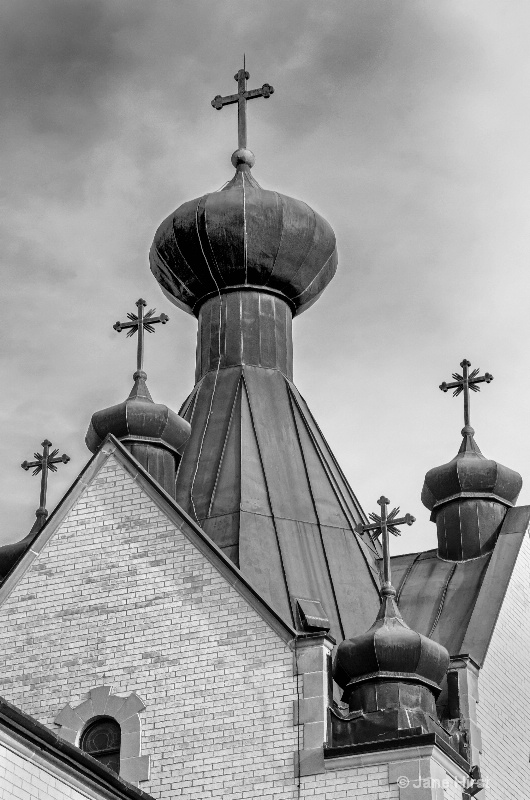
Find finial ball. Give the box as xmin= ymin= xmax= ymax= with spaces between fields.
xmin=231 ymin=148 xmax=255 ymax=169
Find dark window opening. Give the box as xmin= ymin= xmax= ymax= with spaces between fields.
xmin=80 ymin=717 xmax=121 ymax=774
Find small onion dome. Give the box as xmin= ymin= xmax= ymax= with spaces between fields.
xmin=334 ymin=586 xmax=450 ymax=697
xmin=422 ymin=425 xmax=522 ymax=512
xmin=422 ymin=426 xmax=522 ymax=560
xmin=86 ymin=371 xmax=191 ymax=456
xmin=149 ymin=162 xmax=337 ymax=317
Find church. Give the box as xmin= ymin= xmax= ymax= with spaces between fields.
xmin=0 ymin=66 xmax=528 ymax=800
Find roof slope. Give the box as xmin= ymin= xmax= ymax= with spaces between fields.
xmin=175 ymin=364 xmax=381 ymax=642
xmin=389 ymin=505 xmax=530 ymax=664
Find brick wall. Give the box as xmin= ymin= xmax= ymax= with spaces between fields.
xmin=0 ymin=740 xmax=91 ymax=800
xmin=303 ymin=764 xmax=399 ymax=799
xmin=0 ymin=454 xmax=299 ymax=799
xmin=476 ymin=530 xmax=530 ymax=799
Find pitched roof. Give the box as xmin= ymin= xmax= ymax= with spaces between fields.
xmin=389 ymin=505 xmax=530 ymax=665
xmin=175 ymin=364 xmax=382 ymax=642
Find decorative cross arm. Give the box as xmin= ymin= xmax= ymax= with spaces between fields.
xmin=355 ymin=496 xmax=415 ymax=594
xmin=113 ymin=298 xmax=169 ymax=373
xmin=21 ymin=439 xmax=70 ymax=528
xmin=211 ymin=61 xmax=274 ymax=151
xmin=439 ymin=359 xmax=493 ymax=429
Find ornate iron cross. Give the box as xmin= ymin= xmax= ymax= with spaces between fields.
xmin=21 ymin=439 xmax=70 ymax=528
xmin=113 ymin=299 xmax=169 ymax=373
xmin=439 ymin=359 xmax=493 ymax=429
xmin=211 ymin=58 xmax=274 ymax=150
xmin=354 ymin=497 xmax=415 ymax=593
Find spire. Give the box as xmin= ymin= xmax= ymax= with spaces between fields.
xmin=86 ymin=299 xmax=190 ymax=497
xmin=211 ymin=60 xmax=274 ymax=170
xmin=422 ymin=359 xmax=522 ymax=561
xmin=21 ymin=439 xmax=70 ymax=531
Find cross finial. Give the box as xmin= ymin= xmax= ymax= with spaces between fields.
xmin=354 ymin=497 xmax=415 ymax=597
xmin=113 ymin=299 xmax=169 ymax=375
xmin=211 ymin=59 xmax=274 ymax=160
xmin=439 ymin=359 xmax=493 ymax=432
xmin=21 ymin=439 xmax=70 ymax=529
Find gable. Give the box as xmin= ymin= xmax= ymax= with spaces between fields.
xmin=0 ymin=442 xmax=300 ymax=797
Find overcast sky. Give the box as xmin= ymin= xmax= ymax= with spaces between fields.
xmin=2 ymin=0 xmax=530 ymax=556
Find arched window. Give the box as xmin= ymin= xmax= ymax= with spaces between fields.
xmin=80 ymin=717 xmax=121 ymax=774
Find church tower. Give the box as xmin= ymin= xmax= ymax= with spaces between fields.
xmin=149 ymin=67 xmax=380 ymax=641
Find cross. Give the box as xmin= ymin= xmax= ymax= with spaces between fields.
xmin=211 ymin=58 xmax=274 ymax=151
xmin=439 ymin=359 xmax=493 ymax=429
xmin=113 ymin=299 xmax=169 ymax=373
xmin=354 ymin=497 xmax=415 ymax=594
xmin=21 ymin=439 xmax=70 ymax=529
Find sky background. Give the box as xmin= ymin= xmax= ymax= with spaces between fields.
xmin=2 ymin=0 xmax=530 ymax=555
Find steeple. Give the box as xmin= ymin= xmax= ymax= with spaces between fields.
xmin=85 ymin=299 xmax=191 ymax=497
xmin=422 ymin=359 xmax=522 ymax=561
xmin=148 ymin=66 xmax=381 ymax=639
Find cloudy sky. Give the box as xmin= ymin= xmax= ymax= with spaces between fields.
xmin=2 ymin=0 xmax=530 ymax=555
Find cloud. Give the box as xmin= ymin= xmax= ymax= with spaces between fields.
xmin=2 ymin=0 xmax=530 ymax=556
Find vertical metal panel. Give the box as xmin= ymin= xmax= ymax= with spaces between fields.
xmin=288 ymin=385 xmax=367 ymax=534
xmin=223 ymin=292 xmax=242 ymax=369
xmin=201 ymin=513 xmax=240 ymax=562
xmin=208 ymin=381 xmax=242 ymax=518
xmin=243 ymin=180 xmax=284 ymax=283
xmin=395 ymin=554 xmax=456 ymax=640
xmin=290 ymin=397 xmax=349 ymax=529
xmin=238 ymin=510 xmax=293 ymax=625
xmin=244 ymin=368 xmax=317 ymax=523
xmin=241 ymin=291 xmax=260 ymax=367
xmin=477 ymin=501 xmax=506 ymax=555
xmin=258 ymin=294 xmax=276 ymax=370
xmin=175 ymin=368 xmax=241 ymax=520
xmin=318 ymin=526 xmax=380 ymax=639
xmin=203 ymin=179 xmax=245 ymax=286
xmin=274 ymin=518 xmax=343 ymax=643
xmin=239 ymin=381 xmax=274 ymax=516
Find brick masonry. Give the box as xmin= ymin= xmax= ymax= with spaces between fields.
xmin=0 ymin=447 xmax=470 ymax=800
xmin=476 ymin=529 xmax=530 ymax=800
xmin=0 ymin=741 xmax=94 ymax=800
xmin=0 ymin=453 xmax=299 ymax=799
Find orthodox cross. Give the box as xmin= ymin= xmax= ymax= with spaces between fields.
xmin=211 ymin=58 xmax=274 ymax=150
xmin=439 ymin=359 xmax=493 ymax=429
xmin=21 ymin=439 xmax=70 ymax=528
xmin=113 ymin=299 xmax=169 ymax=373
xmin=354 ymin=497 xmax=415 ymax=593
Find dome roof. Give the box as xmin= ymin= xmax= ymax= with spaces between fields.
xmin=422 ymin=425 xmax=522 ymax=516
xmin=149 ymin=164 xmax=338 ymax=317
xmin=333 ymin=586 xmax=450 ymax=694
xmin=86 ymin=371 xmax=191 ymax=455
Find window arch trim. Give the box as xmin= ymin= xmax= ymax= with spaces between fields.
xmin=54 ymin=685 xmax=149 ymax=786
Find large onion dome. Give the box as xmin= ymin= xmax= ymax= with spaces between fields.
xmin=86 ymin=370 xmax=191 ymax=497
xmin=422 ymin=425 xmax=522 ymax=561
xmin=149 ymin=157 xmax=338 ymax=317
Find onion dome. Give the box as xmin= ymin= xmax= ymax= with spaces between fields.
xmin=332 ymin=584 xmax=451 ymax=746
xmin=422 ymin=426 xmax=522 ymax=561
xmin=334 ymin=585 xmax=449 ymax=695
xmin=149 ymin=156 xmax=338 ymax=317
xmin=86 ymin=370 xmax=191 ymax=497
xmin=331 ymin=497 xmax=453 ymax=748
